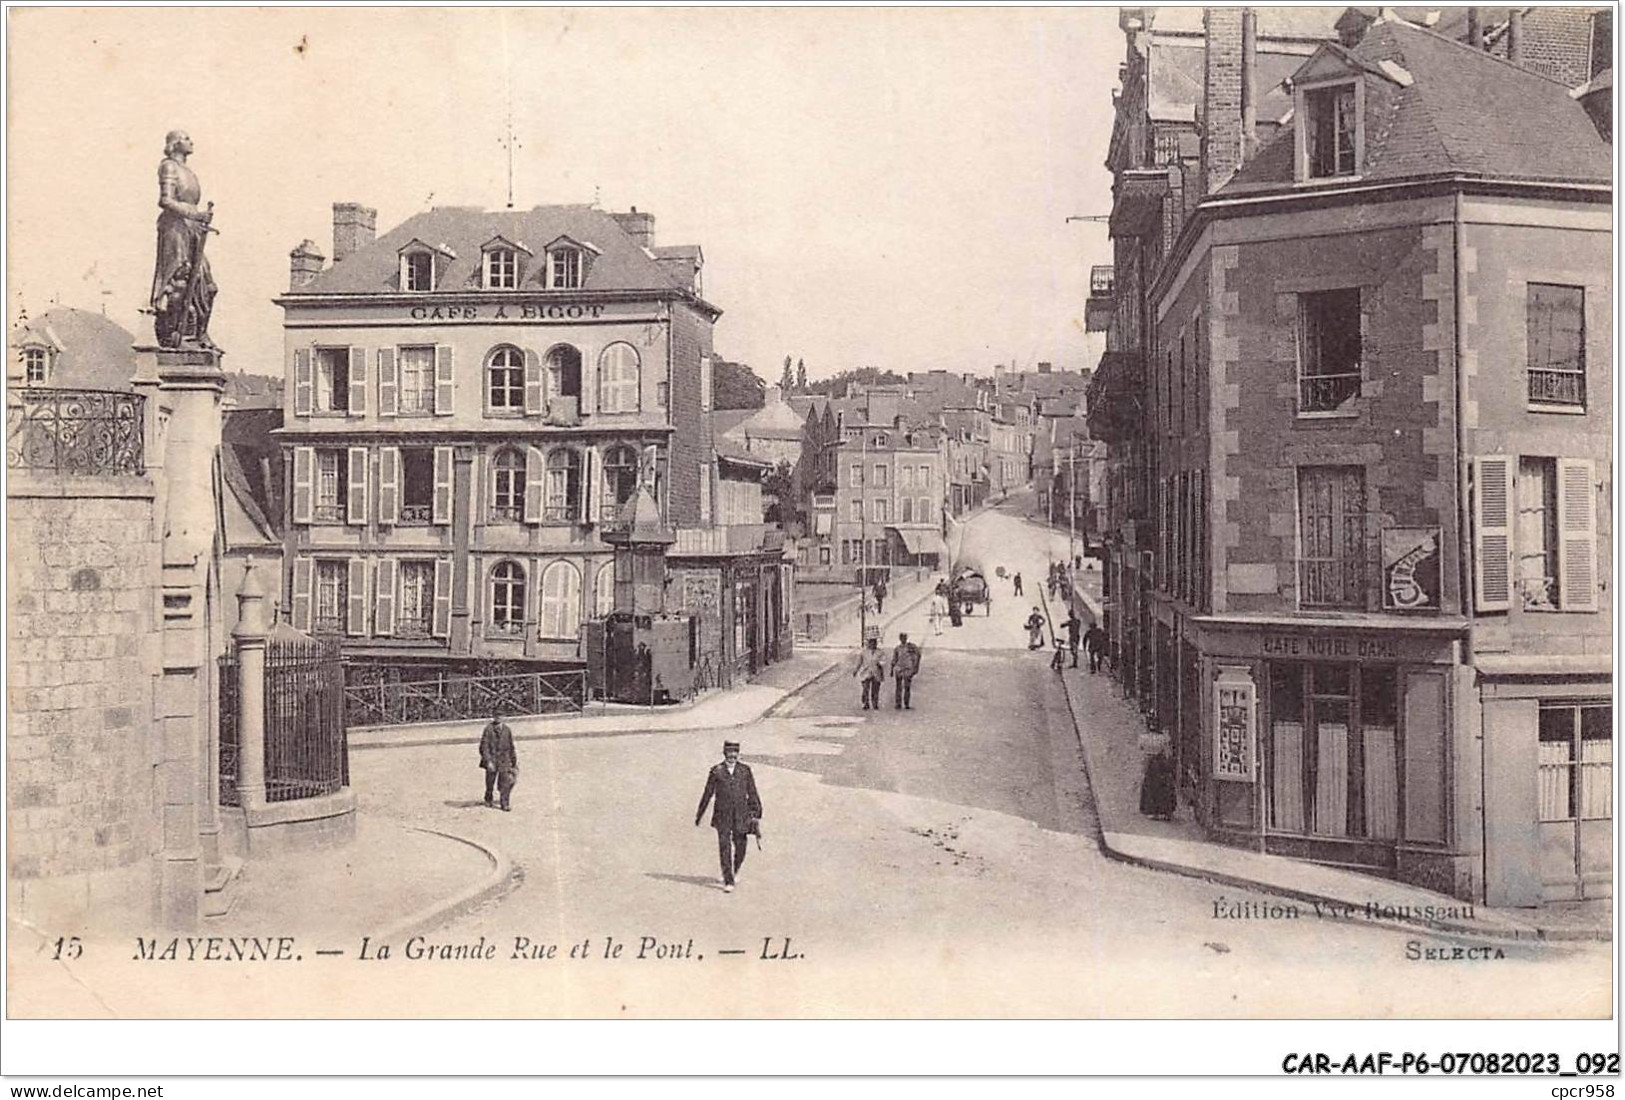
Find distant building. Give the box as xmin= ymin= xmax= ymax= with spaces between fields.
xmin=9 ymin=307 xmax=137 ymax=391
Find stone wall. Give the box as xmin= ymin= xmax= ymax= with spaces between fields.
xmin=7 ymin=475 xmax=162 ymax=928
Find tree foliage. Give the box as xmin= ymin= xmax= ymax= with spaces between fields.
xmin=802 ymin=366 xmax=908 ymax=397
xmin=713 ymin=357 xmax=767 ymax=410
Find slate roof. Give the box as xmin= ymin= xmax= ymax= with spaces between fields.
xmin=1224 ymin=16 xmax=1614 ymax=191
xmin=221 ymin=407 xmax=284 ymax=543
xmin=11 ymin=308 xmax=136 ymax=391
xmin=290 ymin=204 xmax=706 ymax=298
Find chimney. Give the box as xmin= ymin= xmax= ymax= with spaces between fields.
xmin=1467 ymin=8 xmax=1483 ymax=49
xmin=288 ymin=239 xmax=325 ymax=290
xmin=612 ymin=206 xmax=656 ymax=249
xmin=1201 ymin=8 xmax=1246 ymax=194
xmin=332 ymin=202 xmax=377 ymax=263
xmin=1508 ymin=9 xmax=1524 ymax=64
xmin=1241 ymin=8 xmax=1258 ymax=161
xmin=1037 ymin=361 xmax=1052 ymax=374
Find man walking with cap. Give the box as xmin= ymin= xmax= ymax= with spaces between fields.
xmin=695 ymin=740 xmax=763 ymax=893
xmin=478 ymin=713 xmax=518 ymax=811
xmin=891 ymin=632 xmax=921 ymax=710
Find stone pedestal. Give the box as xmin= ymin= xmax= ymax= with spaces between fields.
xmin=134 ymin=344 xmax=228 ymax=929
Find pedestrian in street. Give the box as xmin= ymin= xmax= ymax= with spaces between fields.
xmin=1065 ymin=608 xmax=1082 ymax=669
xmin=891 ymin=632 xmax=922 ymax=709
xmin=1140 ymin=748 xmax=1176 ymax=820
xmin=694 ymin=740 xmax=763 ymax=893
xmin=929 ymin=583 xmax=948 ymax=636
xmin=478 ymin=714 xmax=518 ymax=811
xmin=872 ymin=577 xmax=888 ymax=616
xmin=1012 ymin=572 xmax=1023 ymax=597
xmin=853 ymin=634 xmax=886 ymax=710
xmin=1084 ymin=623 xmax=1108 ymax=674
xmin=1024 ymin=607 xmax=1046 ymax=650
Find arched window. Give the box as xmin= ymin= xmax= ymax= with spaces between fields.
xmin=545 ymin=345 xmax=582 ymax=400
xmin=545 ymin=448 xmax=583 ymax=522
xmin=489 ymin=560 xmax=526 ymax=635
xmin=540 ymin=560 xmax=582 ymax=640
xmin=487 ymin=346 xmax=524 ymax=410
xmin=594 ymin=561 xmax=616 ymax=618
xmin=490 ymin=448 xmax=525 ymax=521
xmin=601 ymin=444 xmax=640 ymax=515
xmin=597 ymin=342 xmax=641 ymax=413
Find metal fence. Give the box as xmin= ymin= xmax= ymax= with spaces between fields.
xmin=6 ymin=388 xmax=145 ymax=475
xmin=219 ymin=637 xmax=348 ymax=806
xmin=343 ymin=669 xmax=586 ymax=728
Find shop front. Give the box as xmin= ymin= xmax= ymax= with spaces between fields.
xmin=1478 ymin=657 xmax=1613 ymax=907
xmin=1190 ymin=615 xmax=1474 ymax=899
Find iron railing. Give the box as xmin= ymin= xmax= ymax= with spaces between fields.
xmin=219 ymin=637 xmax=348 ymax=806
xmin=343 ymin=669 xmax=586 ymax=728
xmin=7 ymin=388 xmax=145 ymax=475
xmin=1528 ymin=368 xmax=1585 ymax=407
xmin=398 ymin=503 xmax=434 ymax=524
xmin=1299 ymin=558 xmax=1367 ymax=609
xmin=1299 ymin=372 xmax=1361 ymax=413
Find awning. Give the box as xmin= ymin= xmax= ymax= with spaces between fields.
xmin=889 ymin=526 xmax=945 ymax=558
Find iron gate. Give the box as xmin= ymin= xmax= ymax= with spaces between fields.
xmin=219 ymin=637 xmax=348 ymax=806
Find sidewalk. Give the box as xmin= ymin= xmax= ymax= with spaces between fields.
xmin=349 ymin=568 xmax=940 ymax=751
xmin=1042 ymin=577 xmax=1612 ymax=943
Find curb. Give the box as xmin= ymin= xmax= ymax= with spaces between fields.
xmin=372 ymin=823 xmax=518 ymax=943
xmin=1036 ymin=559 xmax=1593 ymax=945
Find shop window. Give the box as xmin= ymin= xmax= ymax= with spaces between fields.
xmin=1268 ymin=661 xmax=1399 ymax=840
xmin=1526 ymin=283 xmax=1585 ymax=409
xmin=1539 ymin=702 xmax=1613 ymax=823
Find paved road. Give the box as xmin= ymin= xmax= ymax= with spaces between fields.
xmin=346 ymin=494 xmax=1609 ymax=1017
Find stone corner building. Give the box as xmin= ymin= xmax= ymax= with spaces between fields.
xmin=1092 ymin=6 xmax=1612 ymax=906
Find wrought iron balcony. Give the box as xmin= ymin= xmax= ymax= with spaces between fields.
xmin=7 ymin=387 xmax=145 ymax=475
xmin=1299 ymin=372 xmax=1361 ymax=414
xmin=1528 ymin=368 xmax=1585 ymax=408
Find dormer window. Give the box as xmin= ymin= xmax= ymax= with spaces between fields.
xmin=550 ymin=248 xmax=582 ymax=290
xmin=403 ymin=251 xmax=434 ymax=292
xmin=22 ymin=346 xmax=47 ymax=385
xmin=485 ymin=249 xmax=518 ymax=289
xmin=480 ymin=236 xmax=531 ymax=290
xmin=399 ymin=239 xmax=453 ymax=292
xmin=1308 ymin=85 xmax=1356 ymax=176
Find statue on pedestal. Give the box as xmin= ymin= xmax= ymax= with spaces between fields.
xmin=149 ymin=130 xmax=218 ymax=350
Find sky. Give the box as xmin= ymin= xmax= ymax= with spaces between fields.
xmin=7 ymin=7 xmax=1119 ymax=382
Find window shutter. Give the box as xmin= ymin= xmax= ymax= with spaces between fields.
xmin=524 ymin=348 xmax=544 ymax=415
xmin=584 ymin=448 xmax=600 ymax=524
xmin=377 ymin=447 xmax=400 ymax=525
xmin=291 ymin=446 xmax=315 ymax=525
xmin=433 ymin=446 xmax=454 ymax=525
xmin=432 ymin=558 xmax=453 ymax=638
xmin=700 ymin=355 xmax=713 ymax=412
xmin=374 ymin=558 xmax=397 ymax=637
xmin=524 ymin=445 xmax=544 ymax=524
xmin=1473 ymin=455 xmax=1513 ymax=611
xmin=291 ymin=556 xmax=313 ymax=632
xmin=348 ymin=347 xmax=367 ymax=415
xmin=347 ymin=557 xmax=368 ymax=636
xmin=377 ymin=348 xmax=398 ymax=417
xmin=434 ymin=345 xmax=455 ymax=415
xmin=293 ymin=348 xmax=313 ymax=416
xmin=347 ymin=446 xmax=369 ymax=526
xmin=1557 ymin=458 xmax=1597 ymax=611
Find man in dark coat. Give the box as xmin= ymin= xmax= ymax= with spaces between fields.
xmin=695 ymin=740 xmax=764 ymax=892
xmin=1065 ymin=609 xmax=1083 ymax=669
xmin=1084 ymin=624 xmax=1108 ymax=674
xmin=891 ymin=632 xmax=922 ymax=710
xmin=872 ymin=577 xmax=888 ymax=615
xmin=479 ymin=715 xmax=518 ymax=811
